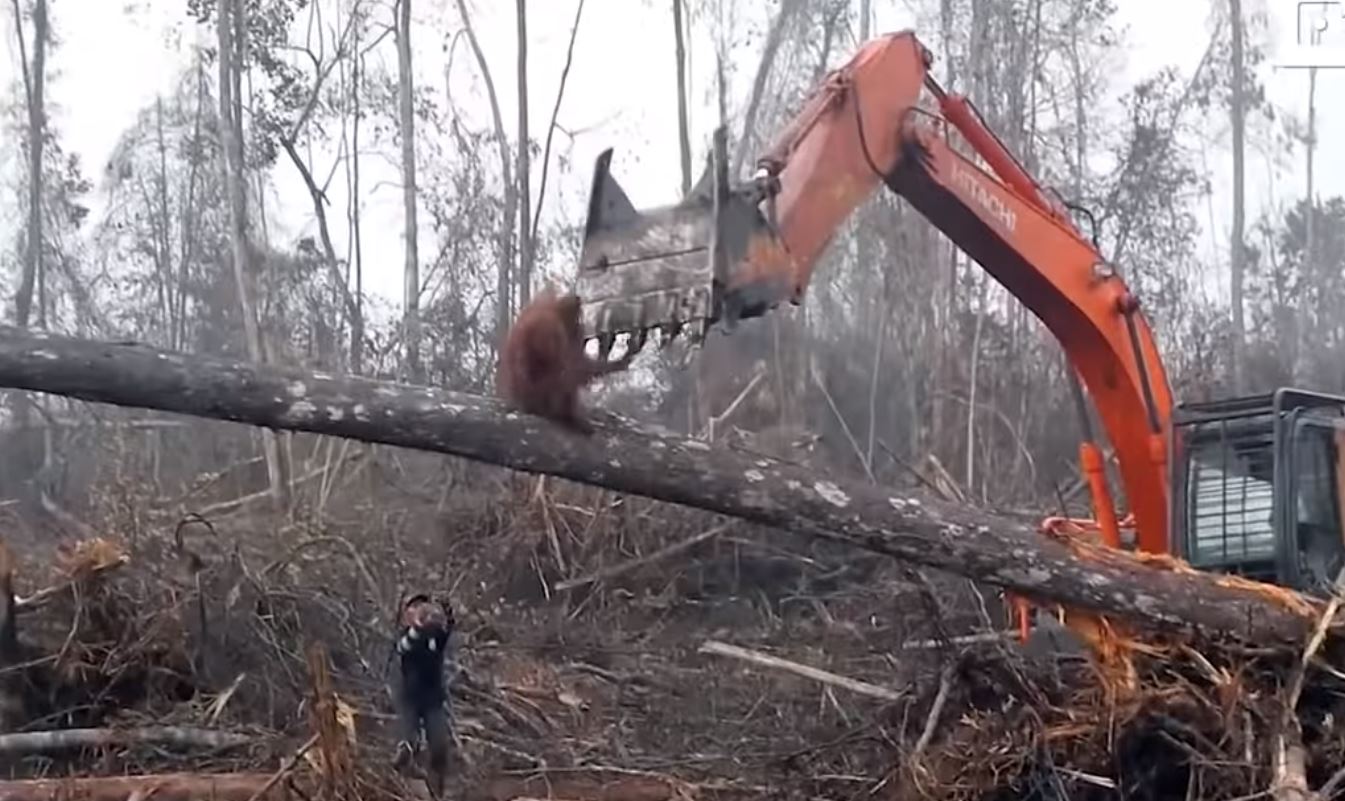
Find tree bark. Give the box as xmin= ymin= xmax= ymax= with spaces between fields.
xmin=0 ymin=326 xmax=1331 ymax=647
xmin=396 ymin=0 xmax=421 ymax=383
xmin=0 ymin=773 xmax=283 ymax=801
xmin=1228 ymin=0 xmax=1246 ymax=393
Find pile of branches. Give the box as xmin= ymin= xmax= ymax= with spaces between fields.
xmin=858 ymin=631 xmax=1345 ymax=801
xmin=0 ymin=535 xmax=282 ymax=756
xmin=0 ymin=464 xmax=966 ymax=800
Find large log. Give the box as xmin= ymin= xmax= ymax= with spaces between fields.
xmin=0 ymin=773 xmax=281 ymax=801
xmin=0 ymin=727 xmax=253 ymax=755
xmin=0 ymin=326 xmax=1325 ymax=645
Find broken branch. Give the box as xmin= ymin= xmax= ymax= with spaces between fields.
xmin=15 ymin=558 xmax=128 ymax=614
xmin=554 ymin=521 xmax=733 ymax=591
xmin=698 ymin=639 xmax=903 ymax=702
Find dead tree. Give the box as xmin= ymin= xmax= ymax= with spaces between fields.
xmin=672 ymin=0 xmax=691 ymax=197
xmin=217 ymin=0 xmax=291 ymax=510
xmin=515 ymin=0 xmax=533 ymax=307
xmin=0 ymin=326 xmax=1330 ymax=646
xmin=12 ymin=0 xmax=46 ymax=329
xmin=396 ymin=0 xmax=422 ymax=382
xmin=1228 ymin=0 xmax=1247 ymax=392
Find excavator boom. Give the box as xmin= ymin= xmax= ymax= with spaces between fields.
xmin=574 ymin=31 xmax=1175 ymax=554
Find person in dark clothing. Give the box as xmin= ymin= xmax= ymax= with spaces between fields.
xmin=391 ymin=593 xmax=456 ymax=796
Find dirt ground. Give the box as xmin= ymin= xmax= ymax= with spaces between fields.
xmin=0 ymin=428 xmax=1342 ymax=801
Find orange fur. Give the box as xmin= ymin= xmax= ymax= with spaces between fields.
xmin=496 ymin=290 xmax=633 ymax=434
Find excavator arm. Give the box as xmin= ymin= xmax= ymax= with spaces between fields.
xmin=573 ymin=30 xmax=1175 ymax=555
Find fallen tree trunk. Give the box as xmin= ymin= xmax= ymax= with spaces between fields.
xmin=0 ymin=327 xmax=1326 ymax=645
xmin=0 ymin=772 xmax=282 ymax=801
xmin=0 ymin=726 xmax=253 ymax=754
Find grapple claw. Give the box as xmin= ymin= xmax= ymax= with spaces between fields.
xmin=596 ymin=332 xmax=615 ymax=363
xmin=691 ymin=319 xmax=712 ymax=344
xmin=628 ymin=328 xmax=649 ymax=358
xmin=572 ymin=126 xmax=792 ymax=348
xmin=659 ymin=322 xmax=682 ymax=349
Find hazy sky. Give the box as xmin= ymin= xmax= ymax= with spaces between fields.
xmin=0 ymin=0 xmax=1340 ymax=318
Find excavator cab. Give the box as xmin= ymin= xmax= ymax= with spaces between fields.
xmin=1170 ymin=388 xmax=1345 ymax=595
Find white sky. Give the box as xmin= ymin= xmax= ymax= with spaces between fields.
xmin=0 ymin=0 xmax=1341 ymax=319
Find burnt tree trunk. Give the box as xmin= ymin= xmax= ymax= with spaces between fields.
xmin=0 ymin=326 xmax=1328 ymax=646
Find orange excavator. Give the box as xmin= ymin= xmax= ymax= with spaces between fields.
xmin=571 ymin=30 xmax=1345 ymax=607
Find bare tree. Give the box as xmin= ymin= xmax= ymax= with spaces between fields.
xmin=515 ymin=0 xmax=533 ymax=307
xmin=5 ymin=0 xmax=49 ymax=483
xmin=217 ymin=0 xmax=291 ymax=510
xmin=1299 ymin=66 xmax=1317 ymax=383
xmin=274 ymin=0 xmax=367 ymax=375
xmin=453 ymin=0 xmax=516 ymax=350
xmin=173 ymin=62 xmax=208 ymax=352
xmin=930 ymin=0 xmax=957 ymax=458
xmin=392 ymin=0 xmax=419 ymax=381
xmin=218 ymin=0 xmax=257 ymax=365
xmin=397 ymin=0 xmax=422 ymax=381
xmin=673 ymin=0 xmax=692 ymax=196
xmin=530 ymin=0 xmax=585 ymax=237
xmin=10 ymin=0 xmax=47 ymax=329
xmin=152 ymin=98 xmax=177 ymax=339
xmin=731 ymin=0 xmax=804 ymax=177
xmin=349 ymin=44 xmax=365 ymax=373
xmin=1228 ymin=0 xmax=1247 ymax=392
